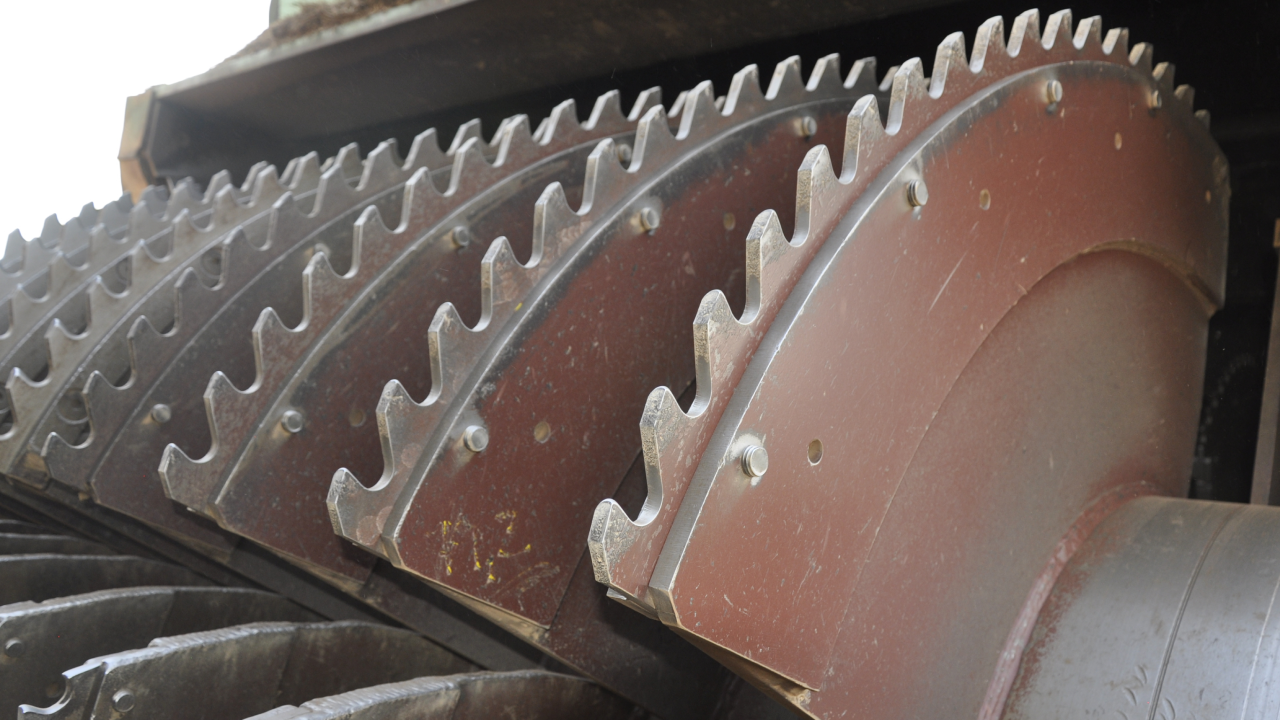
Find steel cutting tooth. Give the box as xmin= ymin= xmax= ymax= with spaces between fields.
xmin=30 ymin=136 xmax=451 ymax=497
xmin=330 ymin=54 xmax=882 ymax=628
xmin=0 ymin=555 xmax=209 ymax=605
xmin=18 ymin=621 xmax=470 ymax=720
xmin=138 ymin=90 xmax=664 ymax=584
xmin=245 ymin=671 xmax=635 ymax=720
xmin=0 ymin=533 xmax=113 ymax=556
xmin=0 ymin=196 xmax=131 ymax=303
xmin=631 ymin=11 xmax=1227 ymax=715
xmin=0 ymin=587 xmax=314 ymax=715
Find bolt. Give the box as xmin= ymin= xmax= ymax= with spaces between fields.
xmin=450 ymin=225 xmax=472 ymax=248
xmin=1045 ymin=79 xmax=1064 ymax=105
xmin=4 ymin=638 xmax=25 ymax=658
xmin=741 ymin=445 xmax=769 ymax=478
xmin=150 ymin=404 xmax=171 ymax=424
xmin=906 ymin=179 xmax=929 ymax=208
xmin=798 ymin=115 xmax=818 ymax=138
xmin=1150 ymin=90 xmax=1164 ymax=111
xmin=281 ymin=410 xmax=304 ymax=434
xmin=639 ymin=207 xmax=661 ymax=232
xmin=462 ymin=425 xmax=489 ymax=453
xmin=616 ymin=143 xmax=633 ymax=165
xmin=111 ymin=689 xmax=136 ymax=713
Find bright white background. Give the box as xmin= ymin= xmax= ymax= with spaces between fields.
xmin=0 ymin=0 xmax=266 ymax=241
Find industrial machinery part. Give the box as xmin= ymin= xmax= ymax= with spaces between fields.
xmin=4 ymin=2 xmax=1276 ymax=718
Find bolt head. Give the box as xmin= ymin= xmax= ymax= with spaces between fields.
xmin=1045 ymin=79 xmax=1064 ymax=105
xmin=907 ymin=179 xmax=929 ymax=208
xmin=463 ymin=425 xmax=489 ymax=453
xmin=281 ymin=410 xmax=304 ymax=434
xmin=4 ymin=638 xmax=25 ymax=658
xmin=111 ymin=689 xmax=136 ymax=713
xmin=1150 ymin=90 xmax=1163 ymax=110
xmin=450 ymin=225 xmax=472 ymax=248
xmin=150 ymin=404 xmax=171 ymax=424
xmin=616 ymin=143 xmax=633 ymax=165
xmin=741 ymin=445 xmax=769 ymax=478
xmin=639 ymin=207 xmax=661 ymax=232
xmin=799 ymin=115 xmax=818 ymax=138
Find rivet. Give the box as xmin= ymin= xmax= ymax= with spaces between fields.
xmin=281 ymin=410 xmax=304 ymax=434
xmin=533 ymin=420 xmax=552 ymax=444
xmin=639 ymin=207 xmax=661 ymax=232
xmin=979 ymin=189 xmax=991 ymax=211
xmin=1045 ymin=80 xmax=1064 ymax=105
xmin=1114 ymin=132 xmax=1123 ymax=150
xmin=741 ymin=445 xmax=769 ymax=478
xmin=1150 ymin=90 xmax=1163 ymax=111
xmin=4 ymin=638 xmax=25 ymax=658
xmin=798 ymin=115 xmax=818 ymax=138
xmin=906 ymin=179 xmax=929 ymax=208
xmin=150 ymin=404 xmax=171 ymax=424
xmin=112 ymin=689 xmax=136 ymax=713
xmin=616 ymin=143 xmax=633 ymax=165
xmin=807 ymin=439 xmax=824 ymax=465
xmin=450 ymin=225 xmax=472 ymax=248
xmin=463 ymin=425 xmax=489 ymax=453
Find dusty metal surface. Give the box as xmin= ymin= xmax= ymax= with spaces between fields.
xmin=636 ymin=12 xmax=1225 ymax=714
xmin=247 ymin=670 xmax=637 ymax=720
xmin=19 ymin=621 xmax=471 ymax=720
xmin=0 ymin=534 xmax=113 ymax=556
xmin=157 ymin=90 xmax=664 ymax=584
xmin=0 ymin=555 xmax=210 ymax=605
xmin=1003 ymin=498 xmax=1280 ymax=719
xmin=0 ymin=586 xmax=314 ymax=714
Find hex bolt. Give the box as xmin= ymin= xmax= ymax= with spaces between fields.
xmin=639 ymin=207 xmax=661 ymax=232
xmin=798 ymin=115 xmax=818 ymax=138
xmin=741 ymin=445 xmax=769 ymax=478
xmin=906 ymin=179 xmax=929 ymax=208
xmin=450 ymin=225 xmax=472 ymax=248
xmin=463 ymin=425 xmax=489 ymax=453
xmin=4 ymin=638 xmax=25 ymax=658
xmin=616 ymin=143 xmax=633 ymax=165
xmin=112 ymin=689 xmax=136 ymax=713
xmin=150 ymin=404 xmax=172 ymax=424
xmin=281 ymin=410 xmax=304 ymax=434
xmin=1045 ymin=79 xmax=1064 ymax=105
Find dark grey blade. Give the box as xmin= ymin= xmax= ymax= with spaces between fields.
xmin=0 ymin=587 xmax=315 ymax=716
xmin=20 ymin=621 xmax=471 ymax=720
xmin=247 ymin=670 xmax=636 ymax=720
xmin=0 ymin=555 xmax=208 ymax=605
xmin=0 ymin=534 xmax=112 ymax=556
xmin=0 ymin=521 xmax=58 ymax=537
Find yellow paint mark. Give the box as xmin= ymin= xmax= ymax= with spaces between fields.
xmin=515 ymin=302 xmax=523 ymax=311
xmin=446 ymin=563 xmax=453 ymax=576
xmin=441 ymin=520 xmax=451 ymax=535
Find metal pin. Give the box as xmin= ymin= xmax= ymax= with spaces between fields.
xmin=639 ymin=207 xmax=661 ymax=232
xmin=616 ymin=143 xmax=633 ymax=165
xmin=907 ymin=179 xmax=929 ymax=208
xmin=741 ymin=445 xmax=769 ymax=478
xmin=281 ymin=410 xmax=304 ymax=434
xmin=798 ymin=116 xmax=818 ymax=138
xmin=112 ymin=689 xmax=136 ymax=713
xmin=4 ymin=638 xmax=25 ymax=658
xmin=450 ymin=225 xmax=472 ymax=248
xmin=1150 ymin=90 xmax=1164 ymax=111
xmin=463 ymin=425 xmax=489 ymax=453
xmin=150 ymin=404 xmax=172 ymax=424
xmin=1045 ymin=80 xmax=1064 ymax=105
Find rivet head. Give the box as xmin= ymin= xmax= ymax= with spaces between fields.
xmin=463 ymin=425 xmax=489 ymax=453
xmin=907 ymin=179 xmax=929 ymax=208
xmin=616 ymin=143 xmax=633 ymax=165
xmin=449 ymin=225 xmax=472 ymax=248
xmin=111 ymin=689 xmax=136 ymax=713
xmin=1045 ymin=79 xmax=1064 ymax=105
xmin=639 ymin=207 xmax=661 ymax=232
xmin=1150 ymin=90 xmax=1163 ymax=111
xmin=281 ymin=410 xmax=304 ymax=434
xmin=798 ymin=115 xmax=818 ymax=138
xmin=150 ymin=404 xmax=171 ymax=424
xmin=741 ymin=445 xmax=769 ymax=478
xmin=4 ymin=638 xmax=25 ymax=658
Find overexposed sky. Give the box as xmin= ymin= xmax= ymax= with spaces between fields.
xmin=0 ymin=0 xmax=266 ymax=241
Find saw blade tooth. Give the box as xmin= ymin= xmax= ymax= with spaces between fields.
xmin=674 ymin=81 xmax=720 ymax=141
xmin=445 ymin=138 xmax=508 ymax=198
xmin=1175 ymin=84 xmax=1195 ymax=110
xmin=928 ymin=32 xmax=971 ymax=97
xmin=163 ymin=178 xmax=205 ymax=221
xmin=1103 ymin=26 xmax=1131 ymax=57
xmin=1130 ymin=42 xmax=1155 ymax=74
xmin=807 ymin=53 xmax=843 ymax=94
xmin=542 ymin=98 xmax=585 ymax=146
xmin=626 ymin=87 xmax=663 ymax=123
xmin=1008 ymin=9 xmax=1042 ymax=57
xmin=1154 ymin=61 xmax=1176 ymax=93
xmin=404 ymin=127 xmax=448 ymax=171
xmin=127 ymin=192 xmax=169 ymax=242
xmin=970 ymin=17 xmax=1007 ymax=72
xmin=448 ymin=118 xmax=485 ymax=156
xmin=158 ymin=368 xmax=247 ymax=514
xmin=765 ymin=55 xmax=805 ymax=104
xmin=37 ymin=214 xmax=63 ymax=251
xmin=531 ymin=182 xmax=583 ymax=262
xmin=1041 ymin=9 xmax=1074 ymax=52
xmin=356 ymin=141 xmax=404 ymax=192
xmin=1074 ymin=14 xmax=1103 ymax=49
xmin=885 ymin=59 xmax=929 ymax=134
xmin=309 ymin=162 xmax=363 ymax=219
xmin=329 ymin=378 xmax=435 ymax=550
xmin=667 ymin=90 xmax=689 ymax=120
xmin=3 ymin=367 xmax=44 ymax=439
xmin=578 ymin=138 xmax=632 ymax=213
xmin=723 ymin=64 xmax=765 ymax=116
xmin=480 ymin=237 xmax=538 ymax=313
xmin=490 ymin=115 xmax=540 ymax=168
xmin=332 ymin=142 xmax=364 ymax=180
xmin=239 ymin=161 xmax=270 ymax=194
xmin=630 ymin=106 xmax=680 ymax=171
xmin=287 ymin=152 xmax=324 ymax=194
xmin=204 ymin=170 xmax=233 ymax=201
xmin=1 ymin=230 xmax=24 ymax=274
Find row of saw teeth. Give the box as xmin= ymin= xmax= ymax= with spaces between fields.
xmin=24 ymin=129 xmax=487 ymax=490
xmin=588 ymin=8 xmax=1210 ymax=610
xmin=323 ymin=52 xmax=887 ymax=555
xmin=154 ymin=89 xmax=669 ymax=516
